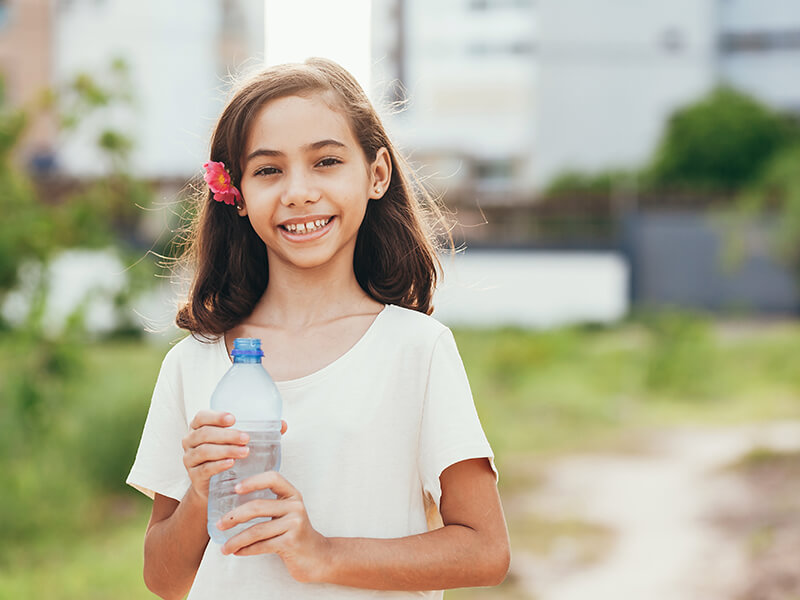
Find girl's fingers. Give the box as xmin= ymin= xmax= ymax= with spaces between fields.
xmin=221 ymin=518 xmax=289 ymax=556
xmin=230 ymin=538 xmax=280 ymax=557
xmin=192 ymin=458 xmax=235 ymax=481
xmin=217 ymin=498 xmax=297 ymax=530
xmin=189 ymin=410 xmax=235 ymax=430
xmin=184 ymin=426 xmax=249 ymax=451
xmin=184 ymin=443 xmax=250 ymax=468
xmin=236 ymin=470 xmax=299 ymax=498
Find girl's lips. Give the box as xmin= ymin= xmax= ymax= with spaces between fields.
xmin=278 ymin=216 xmax=335 ymax=242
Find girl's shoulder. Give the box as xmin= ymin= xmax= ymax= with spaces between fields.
xmin=380 ymin=304 xmax=451 ymax=345
xmin=159 ymin=331 xmax=225 ymax=374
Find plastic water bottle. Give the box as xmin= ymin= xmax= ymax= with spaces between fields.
xmin=207 ymin=338 xmax=282 ymax=544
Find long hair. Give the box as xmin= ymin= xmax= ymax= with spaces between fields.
xmin=175 ymin=58 xmax=447 ymax=337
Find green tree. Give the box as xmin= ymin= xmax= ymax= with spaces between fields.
xmin=734 ymin=144 xmax=800 ymax=278
xmin=647 ymin=86 xmax=798 ymax=192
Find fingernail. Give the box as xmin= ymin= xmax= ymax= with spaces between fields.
xmin=216 ymin=519 xmax=223 ymax=529
xmin=235 ymin=483 xmax=243 ymax=493
xmin=223 ymin=413 xmax=235 ymax=425
xmin=239 ymin=432 xmax=249 ymax=443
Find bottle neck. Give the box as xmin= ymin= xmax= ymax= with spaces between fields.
xmin=233 ymin=356 xmax=262 ymax=364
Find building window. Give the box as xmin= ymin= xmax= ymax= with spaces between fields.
xmin=660 ymin=28 xmax=685 ymax=53
xmin=721 ymin=30 xmax=800 ymax=53
xmin=474 ymin=159 xmax=515 ymax=180
xmin=468 ymin=0 xmax=534 ymax=10
xmin=467 ymin=41 xmax=535 ymax=56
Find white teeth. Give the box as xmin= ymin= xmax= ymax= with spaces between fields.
xmin=283 ymin=217 xmax=331 ymax=234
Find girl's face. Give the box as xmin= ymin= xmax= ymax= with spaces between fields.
xmin=238 ymin=93 xmax=390 ymax=275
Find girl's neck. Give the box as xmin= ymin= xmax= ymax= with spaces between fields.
xmin=248 ymin=260 xmax=380 ymax=330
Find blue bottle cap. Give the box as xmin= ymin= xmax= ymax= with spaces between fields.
xmin=230 ymin=337 xmax=264 ymax=358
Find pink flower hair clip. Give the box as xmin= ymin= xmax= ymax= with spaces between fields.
xmin=203 ymin=161 xmax=242 ymax=206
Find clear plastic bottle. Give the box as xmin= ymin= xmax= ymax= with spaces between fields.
xmin=207 ymin=338 xmax=282 ymax=544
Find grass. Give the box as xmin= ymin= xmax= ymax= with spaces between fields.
xmin=455 ymin=318 xmax=800 ymax=467
xmin=2 ymin=314 xmax=800 ymax=598
xmin=0 ymin=503 xmax=151 ymax=600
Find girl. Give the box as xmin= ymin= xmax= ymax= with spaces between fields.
xmin=127 ymin=57 xmax=510 ymax=600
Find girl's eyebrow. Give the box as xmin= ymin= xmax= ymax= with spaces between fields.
xmin=245 ymin=139 xmax=347 ymax=163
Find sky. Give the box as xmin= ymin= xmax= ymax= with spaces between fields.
xmin=264 ymin=0 xmax=372 ymax=93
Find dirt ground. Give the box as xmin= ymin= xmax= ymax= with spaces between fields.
xmin=499 ymin=422 xmax=800 ymax=600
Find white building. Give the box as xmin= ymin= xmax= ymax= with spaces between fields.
xmin=375 ymin=0 xmax=800 ymax=196
xmin=44 ymin=0 xmax=800 ymax=191
xmin=372 ymin=0 xmax=538 ymax=200
xmin=718 ymin=0 xmax=800 ymax=113
xmin=534 ymin=0 xmax=718 ymax=188
xmin=53 ymin=0 xmax=264 ymax=178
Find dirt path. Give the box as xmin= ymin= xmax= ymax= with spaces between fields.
xmin=509 ymin=422 xmax=800 ymax=600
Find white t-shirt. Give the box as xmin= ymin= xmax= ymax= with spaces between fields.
xmin=127 ymin=304 xmax=496 ymax=600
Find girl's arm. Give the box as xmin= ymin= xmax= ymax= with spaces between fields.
xmin=142 ymin=411 xmax=287 ymax=600
xmin=143 ymin=489 xmax=210 ymax=600
xmin=219 ymin=457 xmax=511 ymax=590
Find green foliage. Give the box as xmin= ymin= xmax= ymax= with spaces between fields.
xmin=0 ymin=59 xmax=160 ymax=340
xmin=456 ymin=319 xmax=800 ymax=459
xmin=0 ymin=322 xmax=799 ymax=596
xmin=647 ymin=86 xmax=797 ymax=192
xmin=0 ymin=338 xmax=163 ymax=566
xmin=639 ymin=311 xmax=719 ymax=398
xmin=546 ymin=168 xmax=639 ymax=196
xmin=57 ymin=60 xmax=134 ymax=133
xmin=737 ymin=144 xmax=800 ymax=272
xmin=545 ymin=86 xmax=800 ymax=197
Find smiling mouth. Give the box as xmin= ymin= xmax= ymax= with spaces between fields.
xmin=279 ymin=217 xmax=333 ymax=235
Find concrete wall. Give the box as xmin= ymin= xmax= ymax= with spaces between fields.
xmin=625 ymin=211 xmax=798 ymax=313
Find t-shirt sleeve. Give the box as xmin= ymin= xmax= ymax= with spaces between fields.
xmin=418 ymin=328 xmax=497 ymax=510
xmin=126 ymin=349 xmax=192 ymax=501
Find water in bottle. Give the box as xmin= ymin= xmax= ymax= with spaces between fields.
xmin=207 ymin=338 xmax=282 ymax=544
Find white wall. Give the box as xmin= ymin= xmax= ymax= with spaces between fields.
xmin=532 ymin=0 xmax=718 ymax=189
xmin=434 ymin=250 xmax=629 ymax=329
xmin=391 ymin=0 xmax=537 ymax=162
xmin=718 ymin=0 xmax=800 ymax=112
xmin=54 ymin=0 xmax=264 ymax=178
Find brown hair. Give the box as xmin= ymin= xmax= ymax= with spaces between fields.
xmin=175 ymin=57 xmax=447 ymax=337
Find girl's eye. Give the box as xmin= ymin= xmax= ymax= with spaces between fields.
xmin=255 ymin=166 xmax=280 ymax=176
xmin=317 ymin=157 xmax=341 ymax=168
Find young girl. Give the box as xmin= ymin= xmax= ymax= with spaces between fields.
xmin=127 ymin=57 xmax=509 ymax=600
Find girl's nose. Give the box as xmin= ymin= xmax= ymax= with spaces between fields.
xmin=281 ymin=171 xmax=321 ymax=207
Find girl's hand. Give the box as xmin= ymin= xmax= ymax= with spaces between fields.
xmin=182 ymin=411 xmax=288 ymax=501
xmin=217 ymin=471 xmax=331 ymax=583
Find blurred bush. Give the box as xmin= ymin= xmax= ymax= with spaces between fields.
xmin=647 ymin=86 xmax=798 ymax=192
xmin=736 ymin=144 xmax=800 ymax=277
xmin=546 ymin=168 xmax=639 ymax=197
xmin=546 ymin=86 xmax=800 ymax=197
xmin=640 ymin=310 xmax=720 ymax=399
xmin=0 ymin=59 xmax=163 ymax=566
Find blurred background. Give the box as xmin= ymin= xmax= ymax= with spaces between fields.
xmin=2 ymin=0 xmax=800 ymax=598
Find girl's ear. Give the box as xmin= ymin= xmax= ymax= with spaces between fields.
xmin=369 ymin=147 xmax=392 ymax=199
xmin=237 ymin=200 xmax=248 ymax=217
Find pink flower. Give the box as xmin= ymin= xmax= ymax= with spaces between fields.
xmin=203 ymin=161 xmax=242 ymax=205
